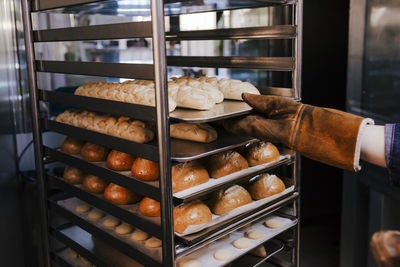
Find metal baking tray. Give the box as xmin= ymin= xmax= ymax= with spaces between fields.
xmin=175 ymin=192 xmax=298 ymax=247
xmin=45 ymin=147 xmax=160 ymax=201
xmin=58 ymin=197 xmax=163 ymax=263
xmin=51 ymin=227 xmax=110 ymax=267
xmin=170 ymin=100 xmax=252 ymax=123
xmin=231 ymin=239 xmax=285 ymax=267
xmin=174 ymin=153 xmax=294 ymax=203
xmin=44 ymin=119 xmax=256 ymax=163
xmin=171 ymin=128 xmax=257 ymax=162
xmin=50 ymin=198 xmax=162 ymax=267
xmin=176 ymin=215 xmax=295 ymax=267
xmin=48 ymin=175 xmax=161 ymax=238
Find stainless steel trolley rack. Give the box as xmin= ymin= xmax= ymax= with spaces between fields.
xmin=21 ymin=0 xmax=303 ymax=266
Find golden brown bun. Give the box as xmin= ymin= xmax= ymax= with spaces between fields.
xmin=170 ymin=123 xmax=218 ymax=143
xmin=211 ymin=185 xmax=252 ymax=215
xmin=173 ymin=201 xmax=212 ymax=234
xmin=81 ymin=143 xmax=109 ymax=162
xmin=139 ymin=197 xmax=160 ymax=217
xmin=247 ymin=174 xmax=285 ymax=200
xmin=82 ymin=174 xmax=108 ymax=193
xmin=207 ymin=151 xmax=248 ymax=178
xmin=104 ymin=183 xmax=141 ymax=205
xmin=131 ymin=158 xmax=159 ymax=181
xmin=172 ymin=162 xmax=210 ymax=193
xmin=63 ymin=166 xmax=85 ymax=184
xmin=61 ymin=137 xmax=85 ymax=155
xmin=246 ymin=142 xmax=280 ymax=167
xmin=106 ymin=150 xmax=135 ymax=171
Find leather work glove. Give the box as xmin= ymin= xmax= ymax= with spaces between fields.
xmin=224 ymin=93 xmax=373 ymax=171
xmin=370 ymin=231 xmax=400 ymax=267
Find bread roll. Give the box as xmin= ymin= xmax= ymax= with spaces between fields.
xmin=131 ymin=158 xmax=159 ymax=181
xmin=63 ymin=166 xmax=85 ymax=184
xmin=246 ymin=142 xmax=280 ymax=166
xmin=173 ymin=201 xmax=212 ymax=234
xmin=247 ymin=174 xmax=285 ymax=200
xmin=217 ymin=78 xmax=260 ymax=100
xmin=211 ymin=185 xmax=252 ymax=215
xmin=170 ymin=123 xmax=218 ymax=143
xmin=61 ymin=137 xmax=85 ymax=155
xmin=172 ymin=162 xmax=209 ymax=193
xmin=82 ymin=174 xmax=108 ymax=193
xmin=81 ymin=142 xmax=109 ymax=162
xmin=139 ymin=197 xmax=160 ymax=217
xmin=104 ymin=183 xmax=141 ymax=205
xmin=207 ymin=151 xmax=248 ymax=178
xmin=106 ymin=150 xmax=135 ymax=171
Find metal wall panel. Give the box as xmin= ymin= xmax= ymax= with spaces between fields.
xmin=0 ymin=0 xmax=26 ymax=266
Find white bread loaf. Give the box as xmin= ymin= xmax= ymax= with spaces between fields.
xmin=75 ymin=80 xmax=177 ymax=112
xmin=218 ymin=78 xmax=260 ymax=100
xmin=176 ymin=85 xmax=216 ymax=110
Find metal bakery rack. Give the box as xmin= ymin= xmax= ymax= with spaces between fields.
xmin=22 ymin=0 xmax=302 ymax=266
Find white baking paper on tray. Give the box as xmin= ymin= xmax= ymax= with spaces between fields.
xmin=177 ymin=215 xmax=297 ymax=266
xmin=176 ymin=185 xmax=295 ymax=236
xmin=173 ymin=155 xmax=291 ymax=199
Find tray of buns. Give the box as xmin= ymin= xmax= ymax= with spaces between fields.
xmin=173 ymin=153 xmax=293 ymax=202
xmin=57 ymin=197 xmax=163 ymax=263
xmin=176 ymin=214 xmax=297 ymax=267
xmin=176 ymin=185 xmax=295 ymax=237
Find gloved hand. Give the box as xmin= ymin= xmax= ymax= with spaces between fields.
xmin=370 ymin=231 xmax=400 ymax=267
xmin=224 ymin=93 xmax=373 ymax=171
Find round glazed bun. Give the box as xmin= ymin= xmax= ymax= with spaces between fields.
xmin=61 ymin=137 xmax=85 ymax=155
xmin=247 ymin=174 xmax=285 ymax=200
xmin=81 ymin=143 xmax=109 ymax=162
xmin=173 ymin=201 xmax=212 ymax=234
xmin=63 ymin=166 xmax=85 ymax=184
xmin=104 ymin=183 xmax=141 ymax=205
xmin=246 ymin=142 xmax=280 ymax=167
xmin=211 ymin=185 xmax=252 ymax=215
xmin=172 ymin=162 xmax=209 ymax=193
xmin=131 ymin=158 xmax=159 ymax=181
xmin=207 ymin=151 xmax=248 ymax=178
xmin=82 ymin=174 xmax=108 ymax=193
xmin=106 ymin=150 xmax=135 ymax=171
xmin=139 ymin=197 xmax=160 ymax=217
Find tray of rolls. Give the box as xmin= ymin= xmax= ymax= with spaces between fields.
xmin=72 ymin=76 xmax=259 ymax=123
xmin=57 ymin=197 xmax=163 ymax=263
xmin=53 ymin=111 xmax=257 ymax=162
xmin=176 ymin=214 xmax=297 ymax=267
xmin=59 ymin=135 xmax=294 ymax=202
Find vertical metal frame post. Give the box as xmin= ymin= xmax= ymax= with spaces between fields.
xmin=151 ymin=0 xmax=175 ymax=266
xmin=20 ymin=0 xmax=51 ymax=266
xmin=293 ymin=153 xmax=301 ymax=267
xmin=293 ymin=0 xmax=303 ymax=99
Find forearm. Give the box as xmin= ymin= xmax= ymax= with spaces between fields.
xmin=360 ymin=125 xmax=386 ymax=168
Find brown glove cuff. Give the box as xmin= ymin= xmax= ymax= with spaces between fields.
xmin=371 ymin=231 xmax=400 ymax=267
xmin=290 ymin=104 xmax=374 ymax=171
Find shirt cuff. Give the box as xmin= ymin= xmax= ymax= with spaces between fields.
xmin=385 ymin=123 xmax=400 ymax=186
